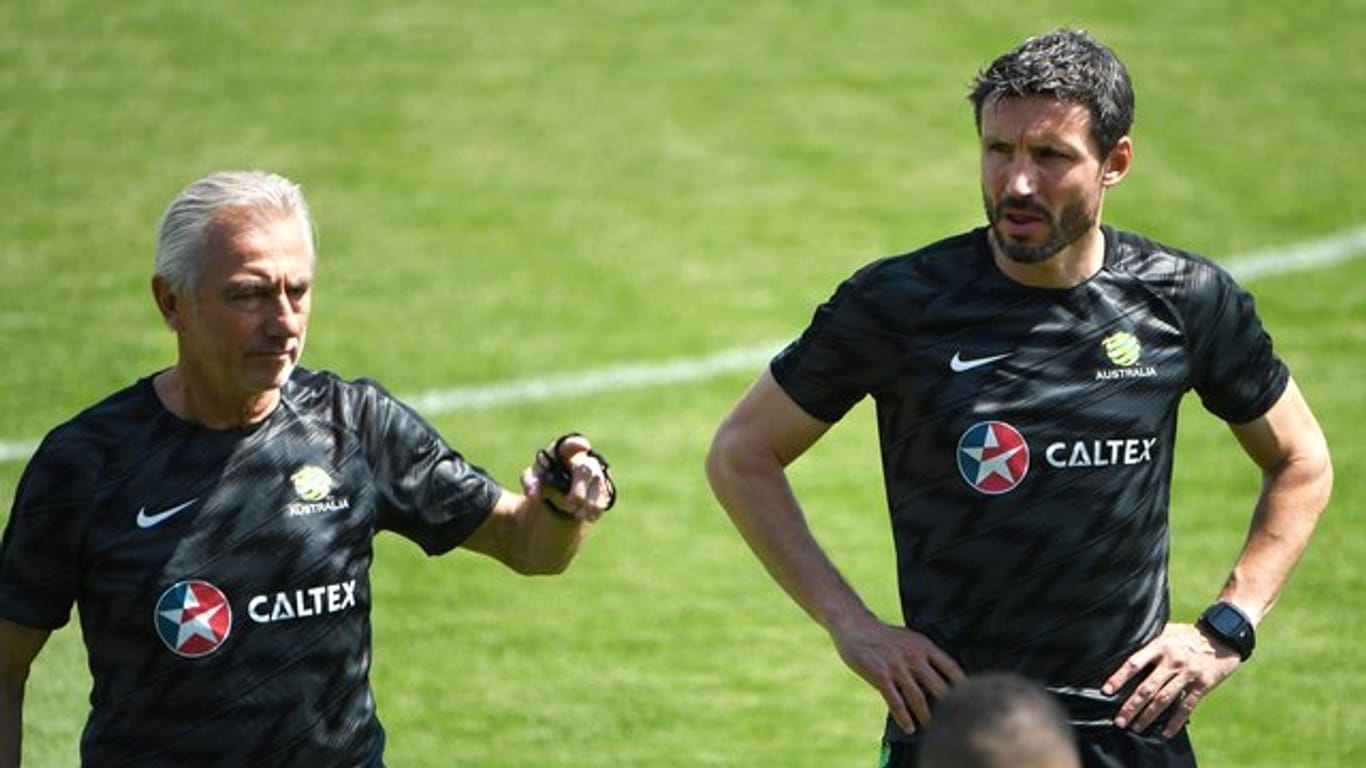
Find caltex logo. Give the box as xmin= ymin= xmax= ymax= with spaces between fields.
xmin=957 ymin=421 xmax=1030 ymax=495
xmin=154 ymin=580 xmax=233 ymax=658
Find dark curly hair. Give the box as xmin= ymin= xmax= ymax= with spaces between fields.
xmin=969 ymin=29 xmax=1134 ymax=157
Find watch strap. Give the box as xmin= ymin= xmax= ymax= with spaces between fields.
xmin=1197 ymin=601 xmax=1255 ymax=661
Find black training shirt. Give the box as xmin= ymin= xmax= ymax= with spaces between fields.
xmin=0 ymin=368 xmax=501 ymax=766
xmin=772 ymin=226 xmax=1286 ymax=703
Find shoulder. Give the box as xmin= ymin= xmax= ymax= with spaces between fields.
xmin=859 ymin=229 xmax=984 ymax=282
xmin=830 ymin=229 xmax=988 ymax=308
xmin=1108 ymin=227 xmax=1240 ymax=297
xmin=282 ymin=367 xmax=434 ymax=441
xmin=20 ymin=377 xmax=159 ymax=500
xmin=786 ymin=228 xmax=987 ymax=344
xmin=284 ymin=367 xmax=394 ymax=406
xmin=1104 ymin=228 xmax=1268 ymax=335
xmin=38 ymin=377 xmax=159 ymax=463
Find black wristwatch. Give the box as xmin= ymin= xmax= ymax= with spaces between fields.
xmin=1197 ymin=601 xmax=1256 ymax=661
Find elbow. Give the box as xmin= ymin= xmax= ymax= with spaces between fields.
xmin=1299 ymin=428 xmax=1334 ymax=505
xmin=503 ymin=543 xmax=579 ymax=577
xmin=705 ymin=421 xmax=781 ymax=525
xmin=705 ymin=421 xmax=747 ymax=495
xmin=1311 ymin=442 xmax=1334 ymax=510
xmin=514 ymin=557 xmax=573 ymax=577
xmin=704 ymin=435 xmax=727 ymax=493
xmin=1269 ymin=433 xmax=1334 ymax=516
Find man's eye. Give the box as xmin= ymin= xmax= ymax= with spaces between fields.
xmin=227 ymin=286 xmax=267 ymax=302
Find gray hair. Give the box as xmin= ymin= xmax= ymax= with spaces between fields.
xmin=154 ymin=170 xmax=315 ymax=295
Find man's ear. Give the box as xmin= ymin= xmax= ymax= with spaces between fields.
xmin=1102 ymin=136 xmax=1133 ymax=188
xmin=152 ymin=275 xmax=185 ymax=331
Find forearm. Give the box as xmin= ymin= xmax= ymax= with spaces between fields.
xmin=0 ymin=620 xmax=47 ymax=768
xmin=1219 ymin=447 xmax=1332 ymax=624
xmin=0 ymin=691 xmax=20 ymax=768
xmin=706 ymin=437 xmax=875 ymax=635
xmin=706 ymin=374 xmax=965 ymax=733
xmin=461 ymin=435 xmax=614 ymax=575
xmin=707 ymin=437 xmax=972 ymax=735
xmin=1109 ymin=383 xmax=1334 ymax=736
xmin=484 ymin=490 xmax=591 ymax=575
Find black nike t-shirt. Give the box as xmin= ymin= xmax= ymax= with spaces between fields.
xmin=0 ymin=368 xmax=501 ymax=766
xmin=771 ymin=227 xmax=1287 ymax=706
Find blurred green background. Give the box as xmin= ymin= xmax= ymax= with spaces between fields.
xmin=2 ymin=1 xmax=1362 ymax=765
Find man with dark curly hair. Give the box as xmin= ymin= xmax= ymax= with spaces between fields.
xmin=708 ymin=29 xmax=1332 ymax=767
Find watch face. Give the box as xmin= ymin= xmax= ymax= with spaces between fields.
xmin=1208 ymin=605 xmax=1244 ymax=635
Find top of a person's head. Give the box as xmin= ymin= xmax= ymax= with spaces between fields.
xmin=968 ymin=28 xmax=1134 ymax=158
xmin=919 ymin=672 xmax=1081 ymax=768
xmin=155 ymin=170 xmax=315 ymax=297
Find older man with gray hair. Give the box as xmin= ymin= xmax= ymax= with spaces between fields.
xmin=0 ymin=170 xmax=617 ymax=767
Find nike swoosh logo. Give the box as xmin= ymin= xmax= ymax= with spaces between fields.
xmin=136 ymin=498 xmax=198 ymax=529
xmin=949 ymin=351 xmax=1012 ymax=373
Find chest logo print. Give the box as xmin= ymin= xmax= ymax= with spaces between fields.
xmin=950 ymin=351 xmax=1012 ymax=373
xmin=291 ymin=466 xmax=334 ymax=501
xmin=957 ymin=421 xmax=1030 ymax=494
xmin=286 ymin=465 xmax=351 ymax=518
xmin=1096 ymin=331 xmax=1157 ymax=381
xmin=135 ymin=498 xmax=198 ymax=529
xmin=154 ymin=580 xmax=233 ymax=658
xmin=1102 ymin=332 xmax=1142 ymax=367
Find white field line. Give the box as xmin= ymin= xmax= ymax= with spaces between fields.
xmin=2 ymin=225 xmax=1365 ymax=466
xmin=1226 ymin=225 xmax=1366 ymax=282
xmin=403 ymin=341 xmax=784 ymax=414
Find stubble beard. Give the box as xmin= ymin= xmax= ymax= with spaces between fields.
xmin=985 ymin=195 xmax=1095 ymax=264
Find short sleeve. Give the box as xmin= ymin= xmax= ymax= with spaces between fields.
xmin=770 ymin=260 xmax=905 ymax=423
xmin=0 ymin=433 xmax=88 ymax=629
xmin=1185 ymin=263 xmax=1289 ymax=424
xmin=351 ymin=381 xmax=501 ymax=555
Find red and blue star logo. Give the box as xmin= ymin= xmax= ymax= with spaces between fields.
xmin=957 ymin=421 xmax=1030 ymax=495
xmin=154 ymin=580 xmax=232 ymax=658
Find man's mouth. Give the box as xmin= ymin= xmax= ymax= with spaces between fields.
xmin=995 ymin=199 xmax=1053 ymax=239
xmin=999 ymin=210 xmax=1047 ymax=237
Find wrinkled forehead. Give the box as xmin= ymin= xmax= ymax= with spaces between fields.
xmin=202 ymin=208 xmax=315 ymax=278
xmin=209 ymin=204 xmax=311 ymax=250
xmin=212 ymin=204 xmax=310 ymax=243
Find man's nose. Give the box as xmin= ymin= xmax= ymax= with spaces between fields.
xmin=1002 ymin=158 xmax=1037 ymax=199
xmin=265 ymin=292 xmax=304 ymax=336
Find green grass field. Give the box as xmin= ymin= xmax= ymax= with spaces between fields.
xmin=3 ymin=1 xmax=1364 ymax=765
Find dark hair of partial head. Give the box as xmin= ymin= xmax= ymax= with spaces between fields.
xmin=968 ymin=29 xmax=1134 ymax=157
xmin=919 ymin=672 xmax=1081 ymax=768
